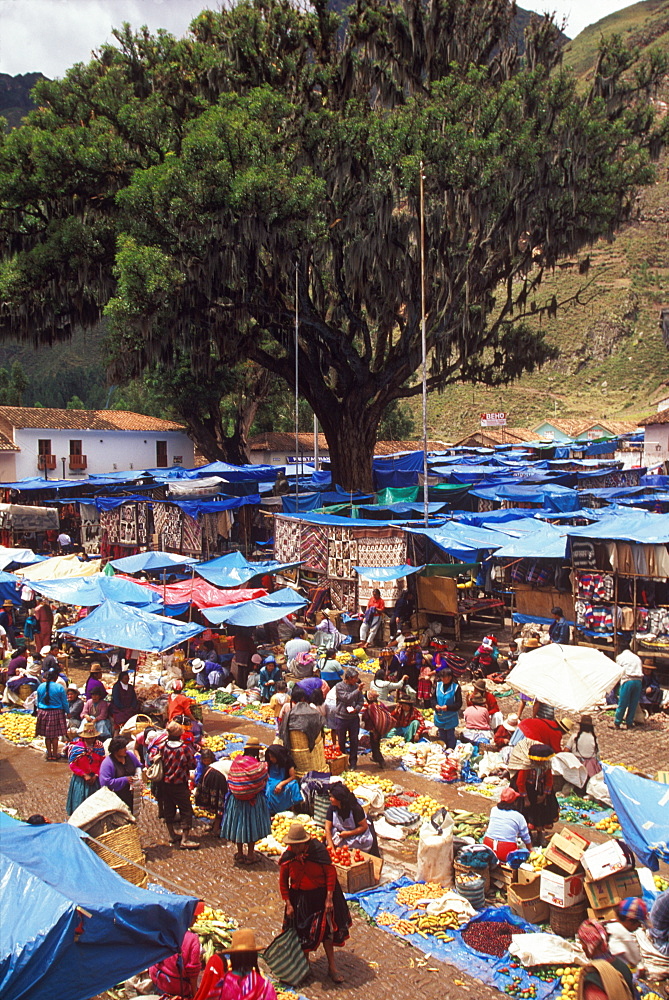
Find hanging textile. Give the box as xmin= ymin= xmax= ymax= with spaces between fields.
xmin=274 ymin=516 xmax=301 ymax=564
xmin=181 ymin=513 xmax=202 ymax=555
xmin=301 ymin=523 xmax=328 ymax=573
xmin=119 ymin=503 xmax=138 ymax=546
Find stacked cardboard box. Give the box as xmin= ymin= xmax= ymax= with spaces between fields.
xmin=538 ymin=828 xmax=591 ymax=934
xmin=581 ymin=843 xmax=640 ymax=922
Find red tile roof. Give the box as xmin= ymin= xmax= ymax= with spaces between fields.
xmin=639 ymin=411 xmax=669 ymax=426
xmin=249 ymin=433 xmax=450 ymax=455
xmin=0 ymin=406 xmax=185 ymax=432
xmin=0 ymin=431 xmax=19 ymax=452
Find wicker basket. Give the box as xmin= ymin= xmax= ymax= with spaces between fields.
xmin=111 ymin=861 xmax=148 ymax=888
xmin=454 ymin=858 xmax=491 ymax=894
xmin=328 ymin=753 xmax=349 ymax=776
xmin=88 ymin=823 xmax=143 ymax=868
xmin=289 ymin=731 xmax=327 ymax=776
xmin=18 ymin=684 xmax=34 ymax=701
xmin=549 ymin=901 xmax=587 ymax=938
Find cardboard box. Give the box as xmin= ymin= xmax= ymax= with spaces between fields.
xmin=334 ymin=851 xmax=378 ymax=893
xmin=508 ymin=882 xmax=550 ymax=924
xmin=582 ymin=841 xmax=632 ymax=882
xmin=540 ymin=867 xmax=586 ymax=908
xmin=517 ymin=866 xmax=541 ymax=886
xmin=584 ymin=870 xmax=641 ymax=910
xmin=496 ymin=864 xmax=517 ymax=888
xmin=656 ymin=771 xmax=669 ymax=785
xmin=545 ymin=828 xmax=590 ymax=874
xmin=587 ymin=905 xmax=619 ymax=922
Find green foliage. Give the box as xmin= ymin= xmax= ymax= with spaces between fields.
xmin=378 ymin=400 xmax=416 ymax=441
xmin=0 ymin=361 xmax=28 ymax=405
xmin=65 ymin=395 xmax=85 ymax=409
xmin=0 ymin=0 xmax=666 ymax=486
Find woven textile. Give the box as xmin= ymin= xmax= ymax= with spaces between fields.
xmin=327 ymin=525 xmax=358 ymax=580
xmin=154 ymin=503 xmax=182 ymax=549
xmin=100 ymin=509 xmax=120 ymax=544
xmin=181 ymin=513 xmax=202 ymax=555
xmin=355 ymin=528 xmax=406 ymax=569
xmin=328 ymin=578 xmax=358 ymax=612
xmin=119 ymin=503 xmax=138 ymax=546
xmin=301 ymin=524 xmax=328 ymax=573
xmin=275 ymin=516 xmax=301 ymax=564
xmin=137 ymin=504 xmax=149 ymax=546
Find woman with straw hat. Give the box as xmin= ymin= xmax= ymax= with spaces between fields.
xmin=195 ymin=928 xmax=276 ymax=1000
xmin=278 ymin=822 xmax=351 ymax=983
xmin=65 ymin=720 xmax=105 ymax=815
xmin=509 ymin=742 xmax=559 ymax=847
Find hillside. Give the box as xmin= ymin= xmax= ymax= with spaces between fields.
xmin=563 ymin=0 xmax=669 ymax=82
xmin=0 ymin=72 xmax=45 ymax=130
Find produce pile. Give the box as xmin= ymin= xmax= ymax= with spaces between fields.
xmin=461 ymin=920 xmax=524 ymax=957
xmin=498 ymin=963 xmax=543 ymax=998
xmin=193 ymin=906 xmax=238 ymax=962
xmin=400 ymin=743 xmax=446 ymax=779
xmin=256 ymin=812 xmax=324 ymax=856
xmin=327 ymin=845 xmax=367 ymax=867
xmin=451 ymin=810 xmax=488 ymax=839
xmin=406 ymin=794 xmax=441 ymax=818
xmin=324 ymin=745 xmax=347 ymax=762
xmin=396 ymin=882 xmax=446 ymax=907
xmin=202 ymin=733 xmax=246 ymax=753
xmin=554 ymin=966 xmax=581 ymax=1000
xmin=340 ymin=770 xmax=395 ymax=795
xmin=654 ymin=874 xmax=669 ymax=891
xmin=0 ymin=711 xmax=36 ymax=744
xmin=594 ymin=812 xmax=622 ymax=836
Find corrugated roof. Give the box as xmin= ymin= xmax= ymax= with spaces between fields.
xmin=0 ymin=407 xmax=185 ymax=432
xmin=0 ymin=431 xmax=19 ymax=452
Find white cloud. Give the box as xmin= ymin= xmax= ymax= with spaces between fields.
xmin=510 ymin=1 xmax=638 ymax=40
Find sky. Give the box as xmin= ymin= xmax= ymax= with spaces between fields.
xmin=0 ymin=0 xmax=640 ymax=78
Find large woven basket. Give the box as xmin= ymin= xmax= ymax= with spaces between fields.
xmin=111 ymin=861 xmax=148 ymax=888
xmin=289 ymin=731 xmax=327 ymax=776
xmin=328 ymin=753 xmax=349 ymax=776
xmin=88 ymin=823 xmax=143 ymax=867
xmin=549 ymin=901 xmax=587 ymax=938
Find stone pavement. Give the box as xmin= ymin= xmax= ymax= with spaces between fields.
xmin=2 ymin=691 xmax=668 ymax=1000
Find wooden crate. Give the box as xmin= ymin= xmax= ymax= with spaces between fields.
xmin=327 ymin=753 xmax=349 ymax=776
xmin=334 ymin=853 xmax=376 ymax=893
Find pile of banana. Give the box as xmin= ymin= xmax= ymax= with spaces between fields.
xmin=408 ymin=911 xmax=458 ymax=939
xmin=193 ymin=907 xmax=238 ymax=963
xmin=527 ymin=850 xmax=549 ymax=871
xmin=451 ymin=809 xmax=488 ymax=838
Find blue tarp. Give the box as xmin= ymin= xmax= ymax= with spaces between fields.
xmin=28 ymin=574 xmax=164 ymax=611
xmin=110 ymin=551 xmax=197 ymax=573
xmin=354 ymin=564 xmax=425 ymax=581
xmin=352 ymin=878 xmax=555 ymax=997
xmin=0 ymin=570 xmax=20 ymax=606
xmin=492 ymin=524 xmax=568 ymax=559
xmin=602 ymin=764 xmax=669 ymax=871
xmin=567 ymin=511 xmax=669 ymax=544
xmin=0 ymin=820 xmax=196 ymax=1000
xmin=202 ymin=587 xmax=307 ymax=627
xmin=0 ymin=548 xmax=45 ymax=571
xmin=405 ymin=522 xmax=506 ymax=560
xmin=58 ymin=600 xmax=204 ymax=652
xmin=183 ymin=461 xmax=277 ymax=482
xmin=372 ymin=451 xmax=425 ymax=473
xmin=513 ymin=613 xmax=574 ymax=625
xmin=196 ymin=553 xmax=302 ymax=588
xmin=281 ymin=493 xmax=323 ymax=513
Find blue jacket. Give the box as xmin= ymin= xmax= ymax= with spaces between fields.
xmin=36 ymin=681 xmax=69 ymax=712
xmin=549 ymin=619 xmax=570 ymax=644
xmin=434 ymin=681 xmax=461 ymax=730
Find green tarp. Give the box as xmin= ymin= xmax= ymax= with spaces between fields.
xmin=375 ymin=487 xmax=419 ymax=504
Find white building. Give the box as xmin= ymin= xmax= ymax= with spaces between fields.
xmin=0 ymin=407 xmax=194 ymax=481
xmin=639 ymin=411 xmax=669 ymax=466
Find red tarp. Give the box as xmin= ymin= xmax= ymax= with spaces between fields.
xmin=117 ymin=575 xmax=267 ymax=609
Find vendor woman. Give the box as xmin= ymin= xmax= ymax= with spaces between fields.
xmin=324 ymin=781 xmax=379 ymax=856
xmin=483 ymin=787 xmax=532 ymax=860
xmin=509 ymin=742 xmax=559 ymax=847
xmin=264 ymin=745 xmax=304 ymax=815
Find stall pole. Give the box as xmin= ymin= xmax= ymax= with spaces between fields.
xmin=294 ymin=261 xmax=299 ymax=514
xmin=419 ymin=160 xmax=429 ymax=528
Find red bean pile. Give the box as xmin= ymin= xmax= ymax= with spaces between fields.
xmin=461 ymin=921 xmax=524 ymax=957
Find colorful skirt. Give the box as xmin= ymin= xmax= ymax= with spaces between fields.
xmin=35 ymin=708 xmax=68 ymax=739
xmin=284 ymin=884 xmax=351 ymax=951
xmin=220 ymin=794 xmax=271 ymax=844
xmin=66 ymin=774 xmax=100 ymax=816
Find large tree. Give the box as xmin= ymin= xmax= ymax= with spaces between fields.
xmin=0 ymin=0 xmax=666 ymax=488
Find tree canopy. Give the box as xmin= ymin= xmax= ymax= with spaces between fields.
xmin=0 ymin=0 xmax=666 ymax=487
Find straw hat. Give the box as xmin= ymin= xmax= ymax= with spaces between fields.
xmin=80 ymin=721 xmax=99 ymax=740
xmin=3 ymin=599 xmax=14 ymax=608
xmin=40 ymin=645 xmax=52 ymax=656
xmin=227 ymin=928 xmax=261 ymax=953
xmin=473 ymin=679 xmax=487 ymax=692
xmin=557 ymin=717 xmax=573 ymax=733
xmin=284 ymin=822 xmax=311 ymax=844
xmin=245 ymin=737 xmax=261 ymax=749
xmin=67 ymin=683 xmax=80 ymax=693
xmin=191 ymin=658 xmax=206 ymax=674
xmin=502 ymin=714 xmax=519 ymax=731
xmin=321 ymin=608 xmax=334 ymax=618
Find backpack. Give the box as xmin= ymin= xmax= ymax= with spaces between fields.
xmin=227 ymin=755 xmax=267 ymax=800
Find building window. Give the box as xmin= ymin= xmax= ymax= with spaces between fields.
xmin=156 ymin=440 xmax=168 ymax=468
xmin=38 ymin=439 xmax=52 ymax=456
xmin=70 ymin=439 xmax=82 ymax=456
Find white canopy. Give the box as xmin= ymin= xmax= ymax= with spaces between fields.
xmin=15 ymin=553 xmax=101 ymax=581
xmin=505 ymin=643 xmax=624 ymax=714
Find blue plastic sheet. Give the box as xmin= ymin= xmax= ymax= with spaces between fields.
xmin=0 ymin=570 xmax=21 ymax=606
xmin=351 ymin=879 xmax=557 ymax=997
xmin=28 ymin=574 xmax=164 ymax=611
xmin=58 ymin=600 xmax=204 ymax=652
xmin=603 ymin=764 xmax=669 ymax=870
xmin=196 ymin=553 xmax=303 ymax=588
xmin=354 ymin=564 xmax=425 ymax=581
xmin=110 ymin=551 xmax=197 ymax=573
xmin=202 ymin=587 xmax=307 ymax=627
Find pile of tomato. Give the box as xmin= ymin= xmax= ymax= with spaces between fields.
xmin=327 ymin=846 xmax=366 ymax=867
xmin=324 ymin=746 xmax=346 ymax=761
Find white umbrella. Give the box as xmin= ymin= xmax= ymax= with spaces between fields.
xmin=505 ymin=644 xmax=623 ymax=714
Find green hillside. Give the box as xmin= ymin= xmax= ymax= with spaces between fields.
xmin=563 ymin=0 xmax=669 ymax=82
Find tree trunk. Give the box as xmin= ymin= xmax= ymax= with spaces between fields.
xmin=182 ymin=413 xmax=251 ymax=466
xmin=318 ymin=400 xmax=379 ymax=492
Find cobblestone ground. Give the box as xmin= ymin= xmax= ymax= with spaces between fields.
xmin=2 ymin=671 xmax=668 ymax=1000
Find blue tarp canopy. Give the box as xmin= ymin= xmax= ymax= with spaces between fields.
xmin=109 ymin=551 xmax=197 ymax=573
xmin=354 ymin=564 xmax=425 ymax=581
xmin=0 ymin=547 xmax=45 ymax=571
xmin=28 ymin=574 xmax=164 ymax=611
xmin=405 ymin=522 xmax=506 ymax=560
xmin=566 ymin=511 xmax=669 ymax=544
xmin=183 ymin=461 xmax=277 ymax=482
xmin=602 ymin=764 xmax=669 ymax=871
xmin=58 ymin=600 xmax=204 ymax=652
xmin=491 ymin=523 xmax=568 ymax=559
xmin=0 ymin=570 xmax=20 ymax=606
xmin=0 ymin=820 xmax=196 ymax=1000
xmin=196 ymin=552 xmax=303 ymax=588
xmin=202 ymin=587 xmax=307 ymax=627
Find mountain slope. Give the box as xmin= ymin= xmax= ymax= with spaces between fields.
xmin=563 ymin=0 xmax=669 ymax=82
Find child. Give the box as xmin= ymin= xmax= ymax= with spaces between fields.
xmin=269 ymin=680 xmax=290 ymax=733
xmin=416 ymin=657 xmax=435 ymax=708
xmin=471 ymin=636 xmax=499 ymax=678
xmin=606 ymin=897 xmax=648 ymax=970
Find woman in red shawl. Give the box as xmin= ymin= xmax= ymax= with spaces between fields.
xmin=278 ymin=822 xmax=351 ymax=983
